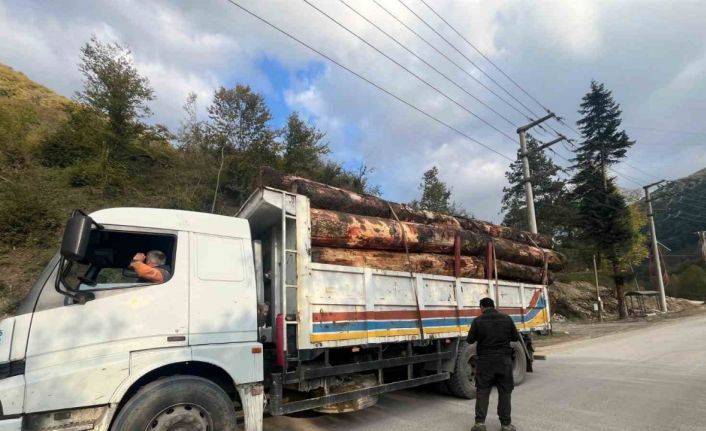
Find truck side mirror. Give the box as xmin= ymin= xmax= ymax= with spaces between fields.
xmin=60 ymin=214 xmax=93 ymax=261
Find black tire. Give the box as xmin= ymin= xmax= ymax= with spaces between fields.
xmin=447 ymin=342 xmax=477 ymax=399
xmin=111 ymin=375 xmax=238 ymax=431
xmin=512 ymin=341 xmax=527 ymax=385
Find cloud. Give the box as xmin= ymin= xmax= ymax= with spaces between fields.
xmin=1 ymin=0 xmax=706 ymax=222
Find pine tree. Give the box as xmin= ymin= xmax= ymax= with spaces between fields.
xmin=573 ymin=81 xmax=639 ymax=318
xmin=501 ymin=134 xmax=571 ymax=239
xmin=575 ymin=81 xmax=633 ymax=187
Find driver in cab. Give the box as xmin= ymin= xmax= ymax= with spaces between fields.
xmin=129 ymin=250 xmax=172 ymax=283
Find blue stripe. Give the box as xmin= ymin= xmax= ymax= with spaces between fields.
xmin=313 ymin=298 xmax=546 ymax=333
xmin=312 ymin=317 xmax=478 ymax=333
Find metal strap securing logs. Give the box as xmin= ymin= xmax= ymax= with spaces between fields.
xmin=310 ymin=209 xmax=565 ymax=271
xmin=312 ymin=247 xmax=553 ymax=284
xmin=259 ymin=167 xmax=553 ymax=249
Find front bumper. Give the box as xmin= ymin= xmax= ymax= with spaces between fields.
xmin=0 ymin=417 xmax=21 ymax=431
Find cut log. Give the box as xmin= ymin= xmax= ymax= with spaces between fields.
xmin=310 ymin=208 xmax=565 ymax=271
xmin=259 ymin=167 xmax=553 ymax=249
xmin=312 ymin=247 xmax=552 ymax=284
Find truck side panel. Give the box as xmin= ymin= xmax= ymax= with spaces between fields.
xmin=301 ymin=263 xmax=549 ymax=349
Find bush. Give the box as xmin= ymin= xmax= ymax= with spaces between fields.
xmin=669 ymin=264 xmax=706 ymax=300
xmin=0 ymin=178 xmax=61 ymax=247
xmin=39 ymin=106 xmax=105 ymax=168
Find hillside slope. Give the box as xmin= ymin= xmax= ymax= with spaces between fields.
xmin=652 ymin=168 xmax=706 ymax=252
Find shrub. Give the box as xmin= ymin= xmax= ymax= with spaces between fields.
xmin=0 ymin=178 xmax=61 ymax=246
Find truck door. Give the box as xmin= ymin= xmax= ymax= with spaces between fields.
xmin=23 ymin=228 xmax=189 ymax=414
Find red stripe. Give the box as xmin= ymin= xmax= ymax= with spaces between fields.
xmin=312 ymin=307 xmax=530 ymax=322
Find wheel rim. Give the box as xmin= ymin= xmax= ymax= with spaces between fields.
xmin=145 ymin=403 xmax=214 ymax=431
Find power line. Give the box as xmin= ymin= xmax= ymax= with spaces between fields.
xmin=337 ymin=0 xmax=519 ymax=128
xmin=394 ymin=0 xmax=542 ymax=120
xmin=620 ymin=160 xmax=659 ymax=182
xmin=418 ymin=0 xmax=551 ymax=114
xmin=370 ymin=0 xmax=533 ymax=122
xmin=407 ymin=0 xmax=570 ymax=139
xmin=627 ymin=125 xmax=706 ymax=137
xmin=301 ymin=0 xmax=518 ymax=143
xmin=221 ymin=0 xmax=514 ymax=161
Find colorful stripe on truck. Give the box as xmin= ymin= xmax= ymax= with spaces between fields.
xmin=310 ymin=290 xmax=548 ymax=343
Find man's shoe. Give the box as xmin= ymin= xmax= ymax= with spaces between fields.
xmin=470 ymin=423 xmax=486 ymax=431
xmin=501 ymin=425 xmax=516 ymax=431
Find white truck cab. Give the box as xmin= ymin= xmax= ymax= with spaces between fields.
xmin=0 ymin=208 xmax=264 ymax=431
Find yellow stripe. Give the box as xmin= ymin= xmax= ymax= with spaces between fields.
xmin=310 ymin=325 xmax=478 ymax=342
xmin=310 ymin=328 xmax=422 ymax=342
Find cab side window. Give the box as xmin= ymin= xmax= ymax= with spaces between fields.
xmin=64 ymin=230 xmax=177 ymax=291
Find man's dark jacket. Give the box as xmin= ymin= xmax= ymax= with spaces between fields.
xmin=467 ymin=308 xmax=520 ymax=357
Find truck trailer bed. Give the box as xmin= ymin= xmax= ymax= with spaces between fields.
xmin=238 ymin=187 xmax=551 ymax=352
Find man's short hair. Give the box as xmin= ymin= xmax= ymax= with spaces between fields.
xmin=479 ymin=297 xmax=495 ymax=308
xmin=146 ymin=250 xmax=166 ymax=265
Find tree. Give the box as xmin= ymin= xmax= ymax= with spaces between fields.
xmin=282 ymin=112 xmax=329 ymax=176
xmin=411 ymin=166 xmax=466 ymax=216
xmin=575 ymin=81 xmax=633 ymax=188
xmin=207 ymin=85 xmax=275 ymax=152
xmin=572 ymin=82 xmax=639 ymax=319
xmin=501 ymin=134 xmax=572 ymax=239
xmin=206 ymin=85 xmax=279 ymax=208
xmin=76 ymin=35 xmax=154 ymax=151
xmin=573 ymin=165 xmax=635 ymax=317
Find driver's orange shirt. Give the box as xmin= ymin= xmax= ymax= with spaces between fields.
xmin=132 ymin=262 xmax=165 ymax=283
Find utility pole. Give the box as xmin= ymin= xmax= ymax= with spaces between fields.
xmin=593 ymin=255 xmax=603 ymax=323
xmin=644 ymin=180 xmax=667 ymax=312
xmin=516 ymin=113 xmax=563 ymax=234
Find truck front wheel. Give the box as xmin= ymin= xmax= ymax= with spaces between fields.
xmin=112 ymin=375 xmax=238 ymax=431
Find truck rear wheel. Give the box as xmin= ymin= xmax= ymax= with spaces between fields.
xmin=111 ymin=375 xmax=238 ymax=431
xmin=447 ymin=342 xmax=527 ymax=398
xmin=511 ymin=341 xmax=527 ymax=385
xmin=447 ymin=342 xmax=477 ymax=399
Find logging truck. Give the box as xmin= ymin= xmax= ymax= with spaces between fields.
xmin=0 ymin=185 xmax=552 ymax=431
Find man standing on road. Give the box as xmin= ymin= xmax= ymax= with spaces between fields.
xmin=467 ymin=297 xmax=520 ymax=431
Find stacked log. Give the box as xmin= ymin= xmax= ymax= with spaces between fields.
xmin=260 ymin=167 xmax=553 ymax=248
xmin=259 ymin=168 xmax=564 ymax=283
xmin=310 ymin=209 xmax=564 ymax=271
xmin=312 ymin=248 xmax=553 ymax=284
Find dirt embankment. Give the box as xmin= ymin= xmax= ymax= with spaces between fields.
xmin=549 ymin=281 xmax=700 ymax=321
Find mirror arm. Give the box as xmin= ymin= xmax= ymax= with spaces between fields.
xmin=54 ymin=257 xmax=94 ymax=304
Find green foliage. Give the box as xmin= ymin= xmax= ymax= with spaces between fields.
xmin=575 ymin=81 xmax=634 ymax=178
xmin=0 ymin=35 xmax=382 ymax=316
xmin=650 ymin=169 xmax=706 ymax=252
xmin=282 ymin=112 xmax=329 ymax=176
xmin=501 ymin=134 xmax=574 ymax=239
xmin=667 ymin=264 xmax=706 ymax=300
xmin=76 ymin=35 xmax=154 ymax=150
xmin=0 ymin=172 xmax=61 ymax=247
xmin=411 ymin=166 xmax=466 ymax=216
xmin=39 ymin=106 xmax=105 ymax=167
xmin=571 ymin=82 xmax=642 ymax=318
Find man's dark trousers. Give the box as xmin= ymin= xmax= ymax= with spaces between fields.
xmin=475 ymin=355 xmax=514 ymax=426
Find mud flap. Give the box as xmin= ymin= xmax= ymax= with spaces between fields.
xmin=237 ymin=383 xmax=264 ymax=431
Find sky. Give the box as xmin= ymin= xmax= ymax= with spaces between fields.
xmin=2 ymin=0 xmax=706 ymax=222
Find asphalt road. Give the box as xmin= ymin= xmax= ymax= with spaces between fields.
xmin=264 ymin=314 xmax=706 ymax=431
